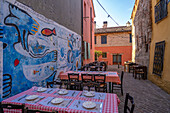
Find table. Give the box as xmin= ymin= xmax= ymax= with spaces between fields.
xmin=2 ymin=87 xmax=120 ymax=113
xmin=59 ymin=71 xmax=121 ymax=93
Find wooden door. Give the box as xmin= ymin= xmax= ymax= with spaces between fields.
xmin=113 ymin=55 xmax=122 ymax=65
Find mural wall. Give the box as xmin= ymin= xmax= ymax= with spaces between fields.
xmin=0 ymin=0 xmax=81 ymax=100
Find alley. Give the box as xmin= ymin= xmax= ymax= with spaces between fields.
xmin=107 ymin=65 xmax=170 ymax=113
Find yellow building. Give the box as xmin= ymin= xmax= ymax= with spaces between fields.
xmin=149 ymin=0 xmax=170 ymax=94
xmin=131 ymin=0 xmax=170 ymax=94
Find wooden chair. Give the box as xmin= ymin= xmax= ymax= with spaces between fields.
xmin=129 ymin=63 xmax=137 ymax=73
xmin=0 ymin=102 xmax=25 ymax=113
xmin=95 ymin=66 xmax=103 ymax=71
xmin=94 ymin=74 xmax=107 ymax=92
xmin=112 ymin=71 xmax=124 ymax=95
xmin=100 ymin=62 xmax=107 ymax=71
xmin=68 ymin=73 xmax=79 ymax=82
xmin=82 ymin=82 xmax=98 ymax=91
xmin=68 ymin=73 xmax=80 ymax=90
xmin=3 ymin=74 xmax=12 ymax=98
xmin=134 ymin=66 xmax=145 ymax=80
xmin=81 ymin=73 xmax=93 ymax=83
xmin=89 ymin=66 xmax=96 ymax=71
xmin=26 ymin=107 xmax=57 ymax=113
xmin=124 ymin=93 xmax=135 ymax=113
xmin=81 ymin=74 xmax=94 ymax=90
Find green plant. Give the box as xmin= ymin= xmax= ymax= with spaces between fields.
xmin=95 ymin=50 xmax=102 ymax=61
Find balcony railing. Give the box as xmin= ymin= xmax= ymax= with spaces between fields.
xmin=155 ymin=0 xmax=168 ymax=23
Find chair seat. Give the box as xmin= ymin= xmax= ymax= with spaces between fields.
xmin=70 ymin=82 xmax=75 ymax=85
xmin=112 ymin=82 xmax=121 ymax=85
xmin=136 ymin=71 xmax=144 ymax=74
xmin=99 ymin=83 xmax=107 ymax=87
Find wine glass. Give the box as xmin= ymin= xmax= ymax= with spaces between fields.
xmin=61 ymin=82 xmax=66 ymax=89
xmin=83 ymin=86 xmax=88 ymax=95
xmin=90 ymin=86 xmax=95 ymax=94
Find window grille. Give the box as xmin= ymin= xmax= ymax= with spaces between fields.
xmin=153 ymin=41 xmax=165 ymax=76
xmin=155 ymin=0 xmax=167 ymax=23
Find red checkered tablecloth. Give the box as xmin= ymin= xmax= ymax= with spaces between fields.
xmin=2 ymin=87 xmax=120 ymax=113
xmin=59 ymin=71 xmax=121 ymax=84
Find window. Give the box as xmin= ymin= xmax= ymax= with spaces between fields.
xmin=129 ymin=34 xmax=132 ymax=43
xmin=113 ymin=54 xmax=122 ymax=65
xmin=95 ymin=36 xmax=96 ymax=44
xmin=155 ymin=0 xmax=168 ymax=23
xmin=102 ymin=52 xmax=107 ymax=58
xmin=101 ymin=35 xmax=107 ymax=44
xmin=153 ymin=41 xmax=165 ymax=76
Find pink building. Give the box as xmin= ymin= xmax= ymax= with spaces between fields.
xmin=82 ymin=0 xmax=95 ymax=65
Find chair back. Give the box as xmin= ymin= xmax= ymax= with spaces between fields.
xmin=26 ymin=107 xmax=57 ymax=113
xmin=124 ymin=93 xmax=135 ymax=113
xmin=68 ymin=73 xmax=79 ymax=82
xmin=0 ymin=102 xmax=25 ymax=113
xmin=3 ymin=74 xmax=12 ymax=98
xmin=95 ymin=66 xmax=103 ymax=71
xmin=46 ymin=81 xmax=62 ymax=88
xmin=134 ymin=66 xmax=144 ymax=73
xmin=120 ymin=71 xmax=124 ymax=86
xmin=100 ymin=62 xmax=107 ymax=71
xmin=81 ymin=74 xmax=93 ymax=82
xmin=94 ymin=74 xmax=106 ymax=83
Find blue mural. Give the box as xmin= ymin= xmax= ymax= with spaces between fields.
xmin=0 ymin=1 xmax=81 ymax=100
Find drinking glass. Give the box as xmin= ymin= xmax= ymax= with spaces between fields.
xmin=61 ymin=82 xmax=66 ymax=89
xmin=83 ymin=86 xmax=88 ymax=95
xmin=90 ymin=86 xmax=95 ymax=94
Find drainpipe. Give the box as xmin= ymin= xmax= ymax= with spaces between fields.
xmin=81 ymin=0 xmax=83 ymax=66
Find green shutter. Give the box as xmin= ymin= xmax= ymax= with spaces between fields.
xmin=88 ymin=43 xmax=90 ymax=59
xmin=84 ymin=41 xmax=87 ymax=59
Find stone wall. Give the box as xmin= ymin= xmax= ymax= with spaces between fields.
xmin=133 ymin=0 xmax=152 ymax=69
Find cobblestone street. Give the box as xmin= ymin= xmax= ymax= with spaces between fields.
xmin=107 ymin=65 xmax=170 ymax=113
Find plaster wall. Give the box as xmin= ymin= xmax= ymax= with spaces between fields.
xmin=83 ymin=0 xmax=95 ymax=65
xmin=17 ymin=0 xmax=81 ymax=35
xmin=148 ymin=0 xmax=170 ymax=94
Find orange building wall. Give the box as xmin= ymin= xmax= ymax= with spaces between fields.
xmin=83 ymin=0 xmax=95 ymax=65
xmin=95 ymin=46 xmax=132 ymax=65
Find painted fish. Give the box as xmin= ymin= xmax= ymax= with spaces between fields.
xmin=33 ymin=70 xmax=39 ymax=74
xmin=41 ymin=28 xmax=56 ymax=36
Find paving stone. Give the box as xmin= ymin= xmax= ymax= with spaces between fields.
xmin=107 ymin=65 xmax=170 ymax=113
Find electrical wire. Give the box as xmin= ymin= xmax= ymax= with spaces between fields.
xmin=96 ymin=0 xmax=119 ymax=26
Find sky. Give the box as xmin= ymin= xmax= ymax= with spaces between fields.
xmin=93 ymin=0 xmax=135 ymax=28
